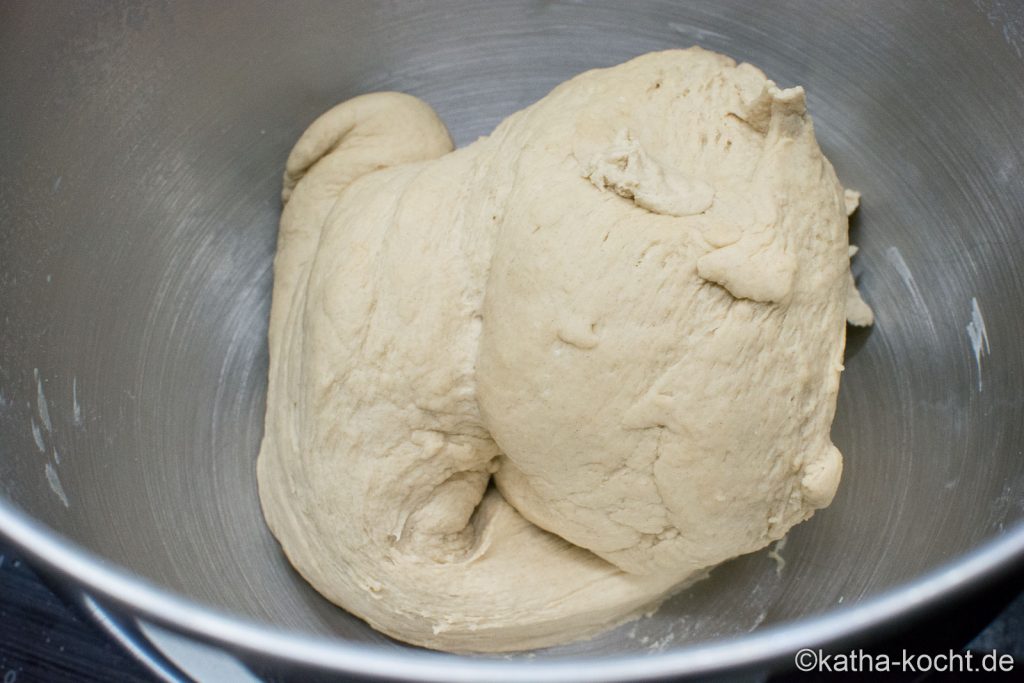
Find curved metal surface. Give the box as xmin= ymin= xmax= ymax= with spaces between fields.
xmin=4 ymin=508 xmax=1024 ymax=681
xmin=1 ymin=0 xmax=1024 ymax=679
xmin=77 ymin=595 xmax=191 ymax=683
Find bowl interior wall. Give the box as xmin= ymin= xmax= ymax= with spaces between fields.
xmin=1 ymin=0 xmax=1023 ymax=657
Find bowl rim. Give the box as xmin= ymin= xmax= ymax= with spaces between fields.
xmin=2 ymin=495 xmax=1023 ymax=681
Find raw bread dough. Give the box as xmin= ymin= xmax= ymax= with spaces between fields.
xmin=257 ymin=47 xmax=872 ymax=653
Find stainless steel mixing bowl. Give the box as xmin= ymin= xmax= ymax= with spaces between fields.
xmin=2 ymin=1 xmax=1024 ymax=680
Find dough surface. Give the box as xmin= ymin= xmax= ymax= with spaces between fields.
xmin=257 ymin=47 xmax=871 ymax=652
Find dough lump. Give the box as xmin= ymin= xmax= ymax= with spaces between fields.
xmin=257 ymin=47 xmax=872 ymax=653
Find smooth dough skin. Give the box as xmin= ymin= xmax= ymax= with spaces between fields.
xmin=257 ymin=48 xmax=873 ymax=653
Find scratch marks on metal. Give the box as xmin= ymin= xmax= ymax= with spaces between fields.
xmin=966 ymin=297 xmax=990 ymax=392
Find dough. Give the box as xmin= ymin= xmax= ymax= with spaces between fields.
xmin=257 ymin=47 xmax=872 ymax=653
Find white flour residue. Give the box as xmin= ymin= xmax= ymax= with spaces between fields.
xmin=885 ymin=246 xmax=937 ymax=337
xmin=30 ymin=419 xmax=45 ymax=453
xmin=966 ymin=297 xmax=990 ymax=392
xmin=975 ymin=0 xmax=1024 ymax=60
xmin=644 ymin=629 xmax=677 ymax=654
xmin=747 ymin=610 xmax=768 ymax=632
xmin=767 ymin=535 xmax=788 ymax=577
xmin=45 ymin=462 xmax=69 ymax=507
xmin=667 ymin=22 xmax=728 ymax=42
xmin=884 ymin=247 xmax=926 ymax=309
xmin=34 ymin=368 xmax=52 ymax=432
xmin=72 ymin=376 xmax=83 ymax=426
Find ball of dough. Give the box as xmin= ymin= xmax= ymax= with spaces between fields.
xmin=257 ymin=47 xmax=869 ymax=653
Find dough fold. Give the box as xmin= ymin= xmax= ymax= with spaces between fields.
xmin=258 ymin=48 xmax=871 ymax=652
